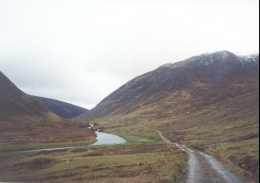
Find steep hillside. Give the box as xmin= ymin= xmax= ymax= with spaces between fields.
xmin=35 ymin=96 xmax=88 ymax=119
xmin=0 ymin=71 xmax=95 ymax=150
xmin=76 ymin=50 xmax=259 ymax=120
xmin=0 ymin=71 xmax=59 ymax=121
xmin=75 ymin=50 xmax=259 ymax=181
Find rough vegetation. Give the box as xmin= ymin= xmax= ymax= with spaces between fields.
xmin=0 ymin=51 xmax=259 ymax=182
xmin=0 ymin=144 xmax=187 ymax=183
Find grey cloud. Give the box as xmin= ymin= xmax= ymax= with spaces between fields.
xmin=0 ymin=0 xmax=258 ymax=109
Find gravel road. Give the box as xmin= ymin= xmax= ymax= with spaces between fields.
xmin=157 ymin=130 xmax=245 ymax=183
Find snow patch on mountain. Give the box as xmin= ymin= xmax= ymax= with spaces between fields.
xmin=160 ymin=50 xmax=259 ymax=70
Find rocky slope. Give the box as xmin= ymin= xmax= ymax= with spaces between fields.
xmin=35 ymin=96 xmax=88 ymax=119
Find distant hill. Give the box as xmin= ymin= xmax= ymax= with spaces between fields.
xmin=34 ymin=96 xmax=88 ymax=119
xmin=0 ymin=71 xmax=59 ymax=121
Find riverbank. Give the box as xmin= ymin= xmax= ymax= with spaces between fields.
xmin=18 ymin=131 xmax=127 ymax=153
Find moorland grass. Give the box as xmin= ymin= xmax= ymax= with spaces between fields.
xmin=0 ymin=139 xmax=96 ymax=152
xmin=0 ymin=144 xmax=188 ymax=183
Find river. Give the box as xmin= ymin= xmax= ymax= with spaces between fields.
xmin=22 ymin=131 xmax=126 ymax=152
xmin=92 ymin=131 xmax=126 ymax=145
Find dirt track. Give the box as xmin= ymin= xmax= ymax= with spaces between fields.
xmin=157 ymin=130 xmax=245 ymax=183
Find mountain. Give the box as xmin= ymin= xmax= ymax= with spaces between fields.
xmin=35 ymin=96 xmax=88 ymax=119
xmin=74 ymin=50 xmax=259 ymax=179
xmin=0 ymin=71 xmax=95 ymax=149
xmin=76 ymin=50 xmax=259 ymax=120
xmin=0 ymin=71 xmax=59 ymax=121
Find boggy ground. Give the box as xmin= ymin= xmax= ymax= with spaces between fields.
xmin=0 ymin=117 xmax=96 ymax=152
xmin=0 ymin=121 xmax=189 ymax=183
xmin=0 ymin=144 xmax=187 ymax=183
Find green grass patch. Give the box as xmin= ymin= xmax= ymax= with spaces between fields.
xmin=0 ymin=151 xmax=37 ymax=158
xmin=70 ymin=144 xmax=124 ymax=152
xmin=117 ymin=133 xmax=157 ymax=144
xmin=39 ymin=147 xmax=187 ymax=182
xmin=0 ymin=139 xmax=96 ymax=152
xmin=98 ymin=123 xmax=164 ymax=145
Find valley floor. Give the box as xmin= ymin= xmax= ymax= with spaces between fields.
xmin=0 ymin=144 xmax=187 ymax=183
xmin=0 ymin=118 xmax=258 ymax=183
xmin=0 ymin=127 xmax=252 ymax=183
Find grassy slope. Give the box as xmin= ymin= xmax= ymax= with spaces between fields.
xmin=89 ymin=81 xmax=259 ymax=182
xmin=0 ymin=71 xmax=96 ymax=152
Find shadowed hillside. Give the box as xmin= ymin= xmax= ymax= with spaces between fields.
xmin=35 ymin=96 xmax=88 ymax=119
xmin=76 ymin=51 xmax=259 ymax=120
xmin=0 ymin=71 xmax=95 ymax=150
xmin=0 ymin=71 xmax=59 ymax=121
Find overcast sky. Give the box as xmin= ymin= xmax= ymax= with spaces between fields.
xmin=0 ymin=0 xmax=259 ymax=109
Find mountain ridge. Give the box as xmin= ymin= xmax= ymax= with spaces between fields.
xmin=75 ymin=50 xmax=259 ymax=120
